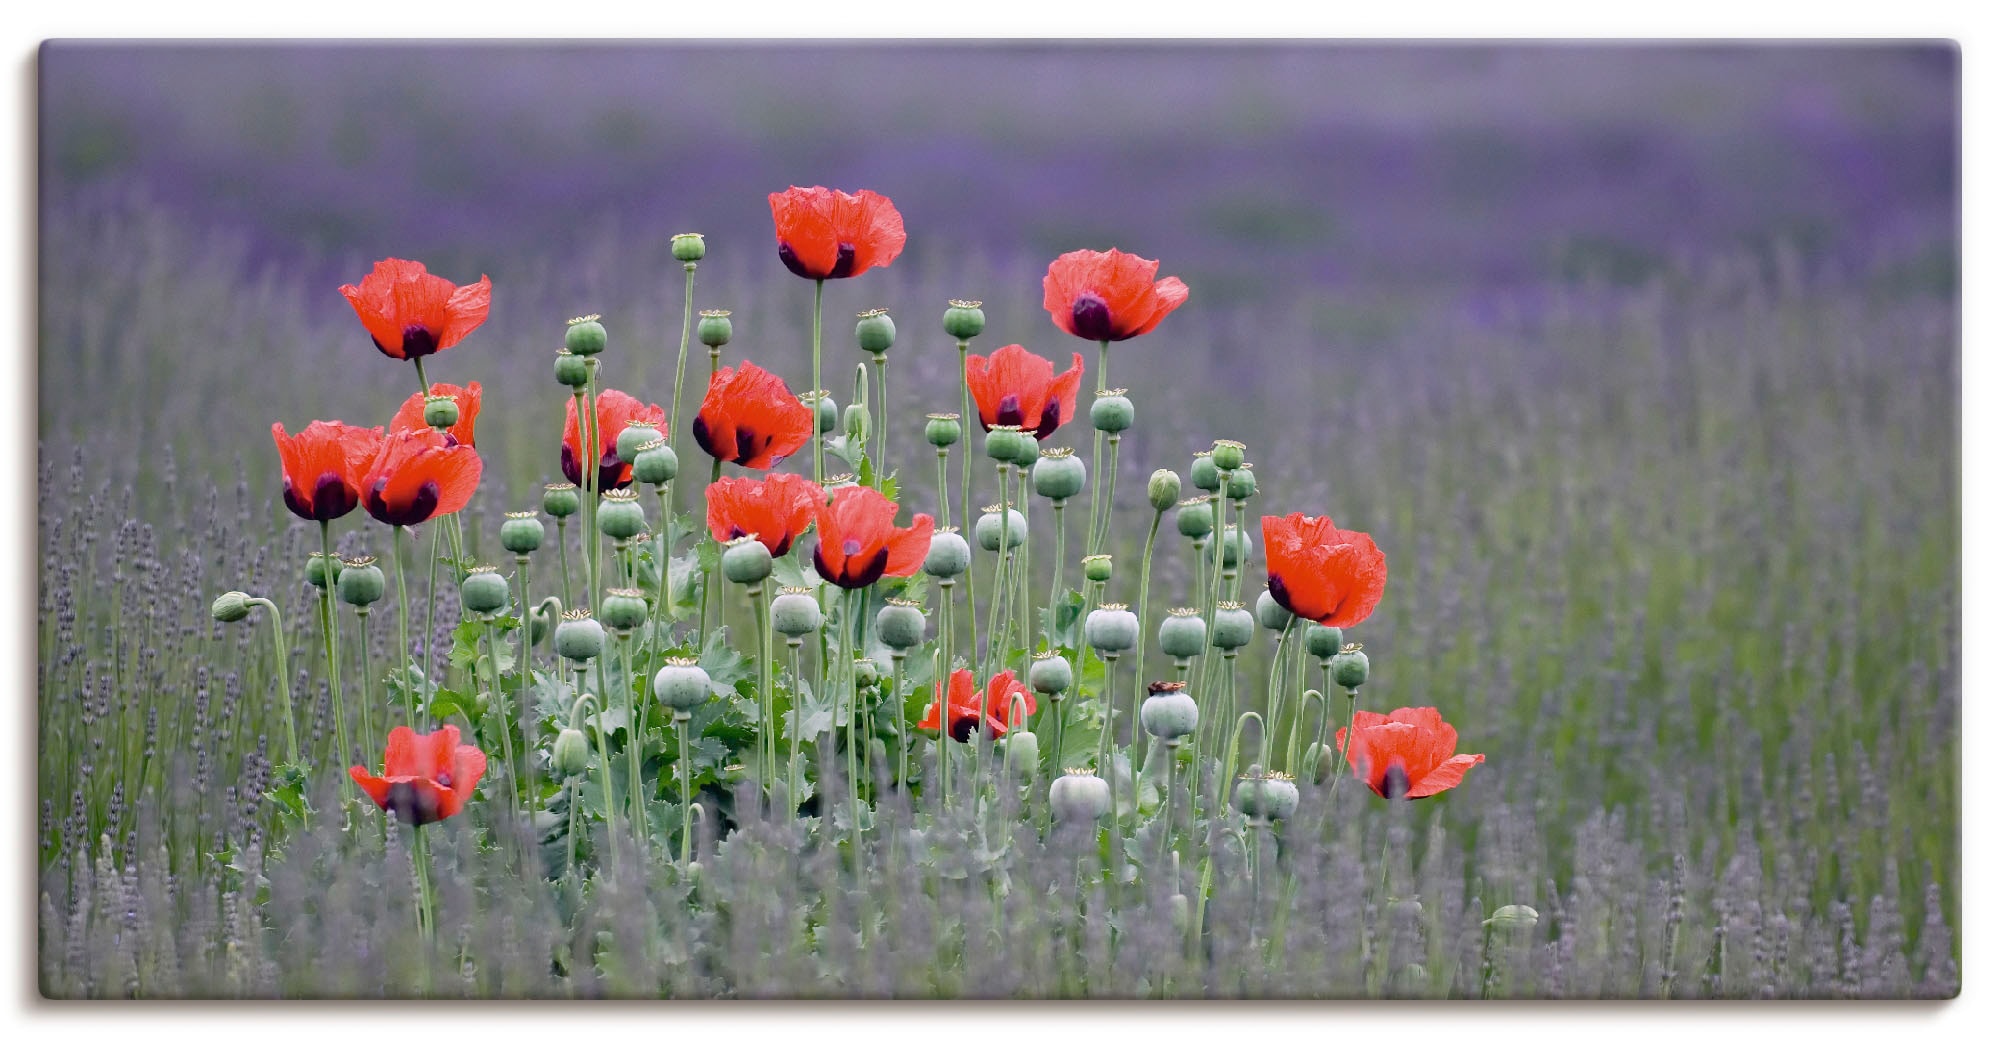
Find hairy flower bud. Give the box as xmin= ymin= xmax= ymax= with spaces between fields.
xmin=211 ymin=590 xmax=252 ymax=623
xmin=552 ymin=727 xmax=591 ymax=776
xmin=1147 ymin=469 xmax=1181 ymax=512
xmin=1005 ymin=731 xmax=1040 ymax=779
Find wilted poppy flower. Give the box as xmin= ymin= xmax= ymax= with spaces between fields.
xmin=1262 ymin=513 xmax=1387 ymax=628
xmin=1042 ymin=248 xmax=1189 ymax=342
xmin=693 ymin=361 xmax=816 ymax=470
xmin=348 ymin=724 xmax=489 ymax=825
xmin=705 ymin=473 xmax=820 ymax=557
xmin=1335 ymin=707 xmax=1484 ymax=799
xmin=271 ymin=420 xmax=386 ymax=522
xmin=339 ymin=258 xmax=492 ymax=361
xmin=767 ymin=185 xmax=907 ymax=280
xmin=563 ymin=388 xmax=665 ymax=491
xmin=964 ymin=343 xmax=1086 ymax=440
xmin=920 ymin=668 xmax=1037 ymax=742
xmin=812 ymin=483 xmax=934 ymax=589
xmin=361 ymin=428 xmax=482 ymax=527
xmin=390 ymin=380 xmax=483 ymax=447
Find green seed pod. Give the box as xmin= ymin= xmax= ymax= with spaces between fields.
xmin=1050 ymin=769 xmax=1111 ymax=822
xmin=1140 ymin=680 xmax=1199 ymax=741
xmin=985 ymin=425 xmax=1026 ymax=463
xmin=1032 ymin=449 xmax=1086 ymax=500
xmin=874 ymin=598 xmax=926 ymax=650
xmin=1190 ymin=452 xmax=1221 ymax=492
xmin=542 ymin=482 xmax=581 ymax=519
xmin=697 ymin=309 xmax=733 ymax=349
xmin=1028 ymin=651 xmax=1073 ymax=696
xmin=337 ymin=557 xmax=386 ymax=608
xmin=1333 ymin=647 xmax=1370 ymax=690
xmin=1084 ymin=604 xmax=1139 ymax=654
xmin=1256 ymin=589 xmax=1294 ymax=632
xmin=1176 ymin=496 xmax=1214 ymax=539
xmin=721 ymin=536 xmax=773 ymax=585
xmin=653 ymin=656 xmax=713 ymax=713
xmin=851 ymin=655 xmax=883 ymax=688
xmin=771 ymin=588 xmax=823 ymax=638
xmin=554 ymin=611 xmax=605 ymax=662
xmin=1232 ymin=771 xmax=1300 ymax=820
xmin=1082 ymin=553 xmax=1113 ymax=584
xmin=1090 ymin=389 xmax=1135 ymax=433
xmin=598 ymin=489 xmax=646 ymax=541
xmin=500 ymin=511 xmax=545 ymax=555
xmin=211 ymin=590 xmax=253 ymax=624
xmin=598 ymin=587 xmax=650 ymax=631
xmin=923 ymin=528 xmax=972 ymax=578
xmin=552 ymin=727 xmax=591 ymax=776
xmin=1009 ymin=432 xmax=1041 ymax=468
xmin=671 ymin=232 xmax=706 ymax=263
xmin=304 ymin=552 xmax=335 ymax=590
xmin=1487 ymin=904 xmax=1540 ymax=934
xmin=1158 ymin=608 xmax=1207 ymax=659
xmin=1210 ymin=603 xmax=1255 ymax=650
xmin=855 ymin=308 xmax=896 ymax=354
xmin=554 ymin=349 xmax=589 ymax=387
xmin=942 ymin=298 xmax=985 ymax=341
xmin=842 ymin=401 xmax=870 ymax=445
xmin=799 ymin=391 xmax=837 ymax=434
xmin=975 ymin=507 xmax=1027 ymax=551
xmin=924 ymin=412 xmax=962 ymax=449
xmin=1304 ymin=623 xmax=1346 ymax=659
xmin=1147 ymin=468 xmax=1181 ymax=512
xmin=460 ymin=566 xmax=511 ymax=616
xmin=1225 ymin=464 xmax=1257 ymax=501
xmin=1302 ymin=741 xmax=1337 ymax=785
xmin=422 ymin=394 xmax=460 ymax=430
xmin=1211 ymin=438 xmax=1246 ymax=471
xmin=564 ymin=315 xmax=607 ymax=356
xmin=616 ymin=421 xmax=661 ymax=463
xmin=632 ymin=441 xmax=679 ymax=485
xmin=1217 ymin=525 xmax=1251 ymax=569
xmin=1005 ymin=731 xmax=1040 ymax=779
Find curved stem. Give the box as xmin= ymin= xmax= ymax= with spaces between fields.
xmin=248 ymin=597 xmax=299 ymax=763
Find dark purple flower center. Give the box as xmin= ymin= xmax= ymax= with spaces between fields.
xmin=1069 ymin=293 xmax=1113 ymax=341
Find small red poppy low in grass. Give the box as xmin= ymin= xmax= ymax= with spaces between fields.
xmin=391 ymin=380 xmax=483 ymax=447
xmin=361 ymin=428 xmax=482 ymax=527
xmin=965 ymin=343 xmax=1086 ymax=440
xmin=339 ymin=258 xmax=492 ymax=361
xmin=693 ymin=362 xmax=816 ymax=470
xmin=1042 ymin=248 xmax=1189 ymax=342
xmin=271 ymin=420 xmax=386 ymax=522
xmin=705 ymin=473 xmax=820 ymax=556
xmin=349 ymin=724 xmax=488 ymax=825
xmin=921 ymin=669 xmax=1037 ymax=742
xmin=1261 ymin=513 xmax=1388 ymax=628
xmin=767 ymin=186 xmax=907 ymax=281
xmin=563 ymin=389 xmax=665 ymax=491
xmin=1335 ymin=707 xmax=1485 ymax=800
xmin=812 ymin=484 xmax=934 ymax=589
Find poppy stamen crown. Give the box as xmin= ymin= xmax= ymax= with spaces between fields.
xmin=634 ymin=437 xmax=669 ymax=453
xmin=1180 ymin=494 xmax=1214 ymax=507
xmin=544 ymin=481 xmax=578 ymax=491
xmin=1033 ymin=649 xmax=1063 ymax=660
xmin=630 ymin=532 xmax=652 ymax=544
xmin=856 ymin=308 xmax=889 ymax=319
xmin=990 ymin=424 xmax=1025 ymax=434
xmin=1345 ymin=642 xmax=1365 ymax=653
xmin=937 ymin=525 xmax=961 ymax=534
xmin=927 ymin=412 xmax=961 ymax=421
xmin=1193 ymin=449 xmax=1213 ymax=459
xmin=981 ymin=503 xmax=1004 ymax=514
xmin=1040 ymin=447 xmax=1076 ymax=459
xmin=567 ymin=314 xmax=602 ymax=326
xmin=821 ymin=473 xmax=856 ymax=487
xmin=1100 ymin=602 xmax=1128 ymax=611
xmin=886 ymin=596 xmax=922 ymax=608
xmin=1148 ymin=680 xmax=1187 ymax=695
xmin=309 ymin=550 xmax=335 ymax=560
xmin=624 ymin=418 xmax=658 ymax=429
xmin=505 ymin=510 xmax=537 ymax=519
xmin=1063 ymin=767 xmax=1098 ymax=777
xmin=602 ymin=488 xmax=640 ymax=503
xmin=1082 ymin=553 xmax=1112 ymax=566
xmin=948 ymin=299 xmax=983 ymax=309
xmin=1097 ymin=388 xmax=1130 ymax=398
xmin=606 ymin=587 xmax=644 ymax=597
xmin=1168 ymin=606 xmax=1200 ymax=617
xmin=799 ymin=389 xmax=831 ymax=402
xmin=723 ymin=534 xmax=762 ymax=549
xmin=664 ymin=655 xmax=700 ymax=667
xmin=1214 ymin=438 xmax=1246 ymax=451
xmin=700 ymin=309 xmax=732 ymax=318
xmin=1219 ymin=600 xmax=1244 ymax=610
xmin=562 ymin=609 xmax=592 ymax=621
xmin=779 ymin=586 xmax=814 ymax=596
xmin=467 ymin=564 xmax=499 ymax=574
xmin=342 ymin=555 xmax=378 ymax=566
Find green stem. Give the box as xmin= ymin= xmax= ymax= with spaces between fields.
xmin=316 ymin=523 xmax=350 ymax=770
xmin=421 ymin=526 xmax=441 ymax=688
xmin=811 ymin=279 xmax=826 ymax=488
xmin=555 ymin=516 xmax=574 ymax=610
xmin=890 ymin=651 xmax=908 ymax=789
xmin=935 ymin=580 xmax=955 ymax=804
xmin=956 ymin=341 xmax=975 ymax=657
xmin=669 ymin=261 xmax=698 ymax=438
xmin=787 ymin=638 xmax=805 ymax=817
xmin=677 ymin=712 xmax=695 ymax=862
xmin=839 ymin=588 xmax=859 ymax=826
xmin=412 ymin=356 xmax=431 ymax=396
xmin=1126 ymin=514 xmax=1164 ymax=788
xmin=874 ymin=353 xmax=889 ymax=488
xmin=514 ymin=557 xmax=538 ymax=813
xmin=698 ymin=458 xmax=722 ymax=647
xmin=1085 ymin=339 xmax=1109 ymax=553
xmin=749 ymin=583 xmax=773 ymax=800
xmin=618 ymin=632 xmax=645 ymax=843
xmin=1097 ymin=432 xmax=1121 ymax=553
xmin=581 ymin=663 xmax=620 ymax=869
xmin=651 ymin=484 xmax=674 ymax=650
xmin=247 ymin=597 xmax=300 ymax=763
xmin=484 ymin=621 xmax=524 ymax=829
xmin=392 ymin=526 xmax=417 ymax=724
xmin=355 ymin=608 xmax=376 ymax=754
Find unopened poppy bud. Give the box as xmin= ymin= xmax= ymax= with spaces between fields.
xmin=855 ymin=308 xmax=896 ymax=354
xmin=1176 ymin=496 xmax=1214 ymax=539
xmin=1170 ymin=893 xmax=1191 ymax=935
xmin=598 ymin=489 xmax=646 ymax=541
xmin=975 ymin=506 xmax=1027 ymax=551
xmin=1487 ymin=905 xmax=1540 ymax=933
xmin=721 ymin=536 xmax=773 ymax=585
xmin=1090 ymin=389 xmax=1135 ymax=434
xmin=553 ymin=349 xmax=589 ymax=387
xmin=852 ymin=656 xmax=883 ymax=689
xmin=337 ymin=557 xmax=386 ymax=608
xmin=1147 ymin=469 xmax=1181 ymax=512
xmin=771 ymin=588 xmax=823 ymax=638
xmin=985 ymin=425 xmax=1026 ymax=463
xmin=1029 ymin=650 xmax=1073 ymax=696
xmin=1333 ymin=647 xmax=1370 ymax=690
xmin=305 ymin=552 xmax=335 ymax=590
xmin=1256 ymin=590 xmax=1294 ymax=632
xmin=843 ymin=401 xmax=870 ymax=444
xmin=799 ymin=390 xmax=837 ymax=434
xmin=653 ymin=656 xmax=713 ymax=713
xmin=1158 ymin=608 xmax=1207 ymax=659
xmin=1210 ymin=603 xmax=1255 ymax=650
xmin=924 ymin=412 xmax=962 ymax=449
xmin=565 ymin=315 xmax=607 ymax=356
xmin=1304 ymin=623 xmax=1346 ymax=659
xmin=1225 ymin=464 xmax=1257 ymax=500
xmin=633 ymin=441 xmax=679 ymax=485
xmin=1082 ymin=553 xmax=1113 ymax=584
xmin=1050 ymin=768 xmax=1111 ymax=822
xmin=542 ymin=482 xmax=581 ymax=519
xmin=1032 ymin=448 xmax=1086 ymax=500
xmin=671 ymin=232 xmax=706 ymax=264
xmin=1232 ymin=770 xmax=1299 ymax=820
xmin=942 ymin=299 xmax=985 ymax=341
xmin=1140 ymin=681 xmax=1198 ymax=740
xmin=875 ymin=598 xmax=926 ymax=650
xmin=1302 ymin=742 xmax=1337 ymax=784
xmin=616 ymin=421 xmax=660 ymax=463
xmin=1211 ymin=439 xmax=1246 ymax=471
xmin=555 ymin=610 xmax=605 ymax=662
xmin=1005 ymin=731 xmax=1040 ymax=778
xmin=500 ymin=512 xmax=545 ymax=555
xmin=923 ymin=528 xmax=972 ymax=577
xmin=697 ymin=309 xmax=733 ymax=348
xmin=461 ymin=566 xmax=511 ymax=616
xmin=1085 ymin=603 xmax=1139 ymax=654
xmin=552 ymin=727 xmax=591 ymax=776
xmin=211 ymin=591 xmax=253 ymax=623
xmin=599 ymin=587 xmax=649 ymax=631
xmin=1190 ymin=452 xmax=1221 ymax=492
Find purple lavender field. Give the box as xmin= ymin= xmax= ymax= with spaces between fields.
xmin=36 ymin=43 xmax=1959 ymax=997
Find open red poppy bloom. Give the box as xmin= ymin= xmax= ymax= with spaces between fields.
xmin=920 ymin=669 xmax=1037 ymax=743
xmin=339 ymin=258 xmax=492 ymax=361
xmin=271 ymin=420 xmax=385 ymax=522
xmin=693 ymin=361 xmax=816 ymax=470
xmin=768 ymin=185 xmax=907 ymax=280
xmin=812 ymin=483 xmax=934 ymax=589
xmin=705 ymin=473 xmax=820 ymax=557
xmin=390 ymin=380 xmax=483 ymax=447
xmin=1262 ymin=513 xmax=1387 ymax=628
xmin=964 ymin=344 xmax=1086 ymax=439
xmin=361 ymin=428 xmax=482 ymax=527
xmin=349 ymin=724 xmax=488 ymax=825
xmin=1335 ymin=707 xmax=1484 ymax=800
xmin=563 ymin=388 xmax=665 ymax=491
xmin=1042 ymin=248 xmax=1189 ymax=342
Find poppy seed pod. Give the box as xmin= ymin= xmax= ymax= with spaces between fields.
xmin=851 ymin=655 xmax=883 ymax=689
xmin=1210 ymin=603 xmax=1255 ymax=650
xmin=923 ymin=528 xmax=972 ymax=578
xmin=1032 ymin=449 xmax=1086 ymax=500
xmin=1028 ymin=651 xmax=1073 ymax=696
xmin=1232 ymin=771 xmax=1300 ymax=820
xmin=1140 ymin=680 xmax=1199 ymax=741
xmin=943 ymin=299 xmax=985 ymax=341
xmin=653 ymin=657 xmax=713 ymax=713
xmin=598 ymin=490 xmax=646 ymax=541
xmin=800 ymin=391 xmax=837 ymax=434
xmin=924 ymin=412 xmax=962 ymax=449
xmin=1158 ymin=608 xmax=1207 ymax=659
xmin=1084 ymin=603 xmax=1139 ymax=654
xmin=633 ymin=441 xmax=679 ymax=485
xmin=598 ymin=587 xmax=649 ymax=631
xmin=564 ymin=315 xmax=607 ymax=356
xmin=305 ymin=552 xmax=335 ymax=590
xmin=855 ymin=309 xmax=896 ymax=354
xmin=1082 ymin=553 xmax=1114 ymax=584
xmin=541 ymin=482 xmax=581 ymax=519
xmin=1147 ymin=469 xmax=1181 ymax=512
xmin=721 ymin=537 xmax=773 ymax=585
xmin=1333 ymin=647 xmax=1370 ymax=689
xmin=616 ymin=422 xmax=661 ymax=463
xmin=1211 ymin=439 xmax=1246 ymax=471
xmin=975 ymin=506 xmax=1027 ymax=551
xmin=211 ymin=591 xmax=253 ymax=623
xmin=554 ymin=611 xmax=605 ymax=662
xmin=771 ymin=587 xmax=823 ymax=638
xmin=1090 ymin=390 xmax=1135 ymax=433
xmin=985 ymin=425 xmax=1026 ymax=463
xmin=875 ymin=598 xmax=927 ymax=650
xmin=1050 ymin=769 xmax=1112 ymax=822
xmin=422 ymin=394 xmax=460 ymax=430
xmin=1176 ymin=496 xmax=1214 ymax=539
xmin=552 ymin=727 xmax=591 ymax=776
xmin=1256 ymin=589 xmax=1295 ymax=632
xmin=460 ymin=566 xmax=511 ymax=616
xmin=1225 ymin=464 xmax=1258 ymax=501
xmin=696 ymin=309 xmax=733 ymax=349
xmin=1217 ymin=525 xmax=1251 ymax=569
xmin=671 ymin=232 xmax=706 ymax=263
xmin=1190 ymin=452 xmax=1221 ymax=492
xmin=1005 ymin=731 xmax=1040 ymax=778
xmin=337 ymin=557 xmax=386 ymax=608
xmin=554 ymin=349 xmax=590 ymax=387
xmin=500 ymin=511 xmax=544 ymax=555
xmin=1305 ymin=623 xmax=1346 ymax=659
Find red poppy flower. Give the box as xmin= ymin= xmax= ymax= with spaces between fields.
xmin=348 ymin=724 xmax=489 ymax=825
xmin=812 ymin=484 xmax=934 ymax=589
xmin=964 ymin=344 xmax=1086 ymax=440
xmin=563 ymin=389 xmax=665 ymax=491
xmin=390 ymin=380 xmax=483 ymax=447
xmin=1042 ymin=248 xmax=1189 ymax=342
xmin=271 ymin=420 xmax=386 ymax=522
xmin=767 ymin=185 xmax=907 ymax=280
xmin=705 ymin=473 xmax=820 ymax=557
xmin=339 ymin=258 xmax=492 ymax=361
xmin=1335 ymin=707 xmax=1484 ymax=800
xmin=1261 ymin=513 xmax=1387 ymax=628
xmin=693 ymin=361 xmax=816 ymax=470
xmin=361 ymin=428 xmax=483 ymax=527
xmin=920 ymin=668 xmax=1037 ymax=742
